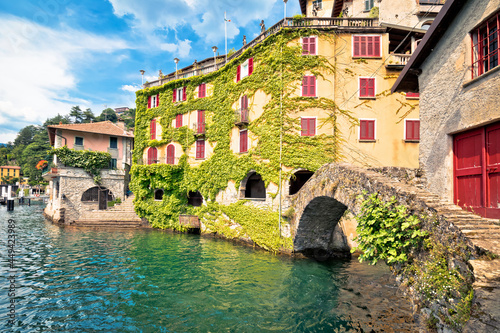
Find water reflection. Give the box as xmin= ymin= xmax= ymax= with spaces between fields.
xmin=0 ymin=205 xmax=416 ymax=332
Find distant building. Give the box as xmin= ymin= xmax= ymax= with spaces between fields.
xmin=43 ymin=121 xmax=134 ymax=224
xmin=393 ymin=0 xmax=500 ymax=218
xmin=114 ymin=107 xmax=130 ymax=117
xmin=0 ymin=166 xmax=21 ymax=184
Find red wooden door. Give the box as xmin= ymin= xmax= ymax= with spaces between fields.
xmin=147 ymin=147 xmax=157 ymax=165
xmin=486 ymin=122 xmax=500 ymax=217
xmin=454 ymin=122 xmax=500 ymax=218
xmin=454 ymin=128 xmax=484 ymax=209
xmin=166 ymin=145 xmax=175 ymax=165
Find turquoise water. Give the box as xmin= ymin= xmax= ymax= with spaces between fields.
xmin=1 ymin=204 xmax=417 ymax=332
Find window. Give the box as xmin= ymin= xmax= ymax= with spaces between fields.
xmin=173 ymin=87 xmax=186 ymax=102
xmin=110 ymin=137 xmax=118 ymax=149
xmin=313 ymin=0 xmax=322 ymax=10
xmin=198 ymin=83 xmax=206 ymax=98
xmin=236 ymin=57 xmax=254 ymax=82
xmin=147 ymin=147 xmax=158 ymax=165
xmin=166 ymin=145 xmax=175 ymax=164
xmin=360 ymin=119 xmax=376 ymax=141
xmin=301 ymin=118 xmax=316 ymax=136
xmin=75 ymin=137 xmax=84 ymax=146
xmin=150 ymin=119 xmax=156 ymax=140
xmin=406 ymin=92 xmax=420 ymax=99
xmin=302 ymin=36 xmax=317 ymax=55
xmin=364 ymin=0 xmax=374 ymax=11
xmin=196 ymin=140 xmax=205 ymax=159
xmin=240 ymin=95 xmax=249 ymax=123
xmin=240 ymin=129 xmax=248 ymax=153
xmin=154 ymin=189 xmax=164 ymax=201
xmin=148 ymin=94 xmax=160 ymax=108
xmin=359 ymin=78 xmax=375 ymax=98
xmin=109 ymin=158 xmax=117 ymax=169
xmin=196 ymin=110 xmax=205 ymax=134
xmin=176 ymin=114 xmax=183 ymax=128
xmin=188 ymin=191 xmax=203 ymax=206
xmin=302 ymin=76 xmax=316 ymax=97
xmin=353 ymin=35 xmax=381 ymax=57
xmin=471 ymin=11 xmax=500 ymax=79
xmin=405 ymin=120 xmax=420 ymax=141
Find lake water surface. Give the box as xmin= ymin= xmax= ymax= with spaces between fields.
xmin=0 ymin=204 xmax=418 ymax=332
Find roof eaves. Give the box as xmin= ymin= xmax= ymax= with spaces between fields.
xmin=392 ymin=0 xmax=469 ymax=93
xmin=299 ymin=0 xmax=307 ymax=15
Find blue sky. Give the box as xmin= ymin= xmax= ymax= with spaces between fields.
xmin=0 ymin=0 xmax=301 ymax=143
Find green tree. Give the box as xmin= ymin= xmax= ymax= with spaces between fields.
xmin=44 ymin=114 xmax=71 ymax=127
xmin=122 ymin=108 xmax=136 ymax=129
xmin=96 ymin=108 xmax=118 ymax=123
xmin=69 ymin=106 xmax=84 ymax=123
xmin=82 ymin=108 xmax=96 ymax=123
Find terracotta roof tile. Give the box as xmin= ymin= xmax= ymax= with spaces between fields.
xmin=47 ymin=121 xmax=134 ymax=138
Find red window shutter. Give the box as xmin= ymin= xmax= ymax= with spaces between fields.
xmin=198 ymin=110 xmax=205 ymax=133
xmin=302 ymin=77 xmax=308 ymax=96
xmin=309 ymin=76 xmax=316 ymax=97
xmin=367 ymin=36 xmax=374 ymax=57
xmin=248 ymin=58 xmax=253 ymax=76
xmin=360 ymin=78 xmax=375 ymax=97
xmin=310 ymin=37 xmax=316 ymax=55
xmin=360 ymin=120 xmax=375 ymax=140
xmin=196 ymin=140 xmax=205 ymax=159
xmin=301 ymin=118 xmax=308 ymax=136
xmin=302 ymin=37 xmax=309 ymax=55
xmin=182 ymin=86 xmax=186 ymax=101
xmin=172 ymin=89 xmax=176 ymax=102
xmin=236 ymin=65 xmax=241 ymax=82
xmin=373 ymin=36 xmax=380 ymax=57
xmin=240 ymin=130 xmax=248 ymax=153
xmin=199 ymin=83 xmax=206 ymax=98
xmin=166 ymin=145 xmax=175 ymax=164
xmin=353 ymin=36 xmax=360 ymax=57
xmin=156 ymin=94 xmax=160 ymax=107
xmin=360 ymin=36 xmax=367 ymax=56
xmin=406 ymin=92 xmax=420 ymax=99
xmin=148 ymin=96 xmax=151 ymax=108
xmin=150 ymin=119 xmax=156 ymax=140
xmin=242 ymin=95 xmax=248 ymax=110
xmin=406 ymin=120 xmax=420 ymax=141
xmin=309 ymin=118 xmax=316 ymax=136
xmin=176 ymin=114 xmax=182 ymax=128
xmin=368 ymin=78 xmax=375 ymax=96
xmin=148 ymin=147 xmax=157 ymax=165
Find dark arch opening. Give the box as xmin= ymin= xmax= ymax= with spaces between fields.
xmin=188 ymin=191 xmax=203 ymax=206
xmin=243 ymin=172 xmax=266 ymax=199
xmin=154 ymin=189 xmax=164 ymax=200
xmin=289 ymin=170 xmax=314 ymax=195
xmin=294 ymin=196 xmax=350 ymax=261
xmin=81 ymin=186 xmax=114 ymax=202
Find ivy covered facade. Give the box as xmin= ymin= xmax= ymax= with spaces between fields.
xmin=132 ymin=14 xmax=422 ymax=252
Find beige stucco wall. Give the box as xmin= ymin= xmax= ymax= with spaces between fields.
xmin=417 ymin=0 xmax=500 ymax=201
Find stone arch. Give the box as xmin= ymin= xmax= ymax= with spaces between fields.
xmin=81 ymin=186 xmax=114 ymax=202
xmin=289 ymin=169 xmax=314 ymax=195
xmin=154 ymin=189 xmax=164 ymax=200
xmin=188 ymin=191 xmax=203 ymax=206
xmin=239 ymin=171 xmax=266 ymax=199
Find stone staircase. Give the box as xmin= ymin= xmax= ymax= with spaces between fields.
xmin=72 ymin=195 xmax=147 ymax=228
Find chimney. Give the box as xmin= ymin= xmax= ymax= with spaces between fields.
xmin=59 ymin=121 xmax=62 ymax=125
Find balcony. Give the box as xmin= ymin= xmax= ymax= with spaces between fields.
xmin=192 ymin=122 xmax=206 ymax=136
xmin=145 ymin=17 xmax=380 ymax=88
xmin=234 ymin=108 xmax=249 ymax=126
xmin=42 ymin=167 xmax=59 ymax=181
xmin=385 ymin=53 xmax=412 ymax=69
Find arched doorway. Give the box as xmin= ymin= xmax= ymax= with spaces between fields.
xmin=289 ymin=170 xmax=314 ymax=195
xmin=188 ymin=191 xmax=203 ymax=206
xmin=81 ymin=186 xmax=114 ymax=210
xmin=241 ymin=172 xmax=266 ymax=199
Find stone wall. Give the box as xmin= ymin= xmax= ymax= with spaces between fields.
xmin=44 ymin=167 xmax=126 ymax=224
xmin=418 ymin=0 xmax=500 ymax=201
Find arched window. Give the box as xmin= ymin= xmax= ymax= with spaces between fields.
xmin=188 ymin=191 xmax=203 ymax=206
xmin=241 ymin=172 xmax=266 ymax=199
xmin=81 ymin=187 xmax=114 ymax=202
xmin=166 ymin=145 xmax=175 ymax=165
xmin=154 ymin=189 xmax=164 ymax=200
xmin=147 ymin=147 xmax=158 ymax=165
xmin=289 ymin=170 xmax=314 ymax=195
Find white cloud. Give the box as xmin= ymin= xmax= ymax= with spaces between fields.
xmin=109 ymin=0 xmax=279 ymax=43
xmin=0 ymin=15 xmax=129 ymax=141
xmin=121 ymin=84 xmax=141 ymax=92
xmin=160 ymin=39 xmax=192 ymax=58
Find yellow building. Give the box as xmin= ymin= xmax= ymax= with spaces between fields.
xmin=132 ymin=0 xmax=429 ymax=238
xmin=0 ymin=166 xmax=21 ymax=184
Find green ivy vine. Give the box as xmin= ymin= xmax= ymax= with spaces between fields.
xmin=131 ymin=28 xmax=356 ymax=252
xmin=49 ymin=146 xmax=111 ymax=184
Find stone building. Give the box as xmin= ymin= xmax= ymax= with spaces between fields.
xmin=44 ymin=121 xmax=134 ymax=224
xmin=393 ymin=0 xmax=500 ymax=218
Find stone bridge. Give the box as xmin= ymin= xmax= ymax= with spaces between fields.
xmin=288 ymin=163 xmax=500 ymax=330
